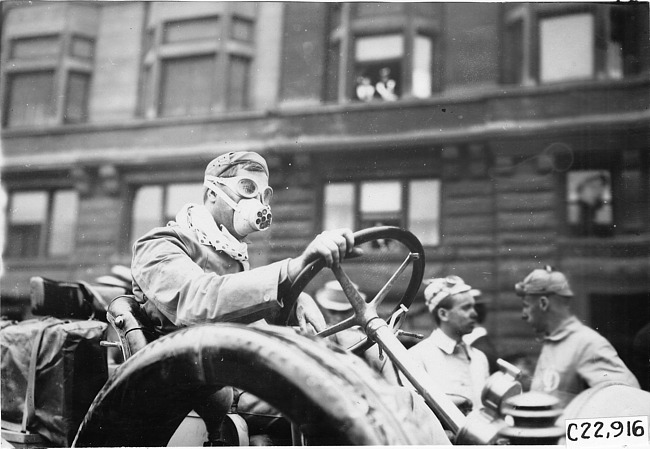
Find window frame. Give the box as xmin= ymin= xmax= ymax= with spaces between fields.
xmin=561 ymin=149 xmax=649 ymax=238
xmin=127 ymin=181 xmax=204 ymax=249
xmin=4 ymin=188 xmax=79 ymax=260
xmin=2 ymin=32 xmax=95 ymax=128
xmin=141 ymin=10 xmax=256 ymax=119
xmin=325 ymin=3 xmax=441 ymax=103
xmin=322 ymin=177 xmax=441 ymax=247
xmin=500 ymin=3 xmax=646 ymax=86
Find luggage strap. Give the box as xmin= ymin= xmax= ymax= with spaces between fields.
xmin=21 ymin=319 xmax=61 ymax=433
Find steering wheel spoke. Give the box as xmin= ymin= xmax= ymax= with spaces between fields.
xmin=316 ymin=315 xmax=356 ymax=339
xmin=369 ymin=252 xmax=420 ymax=309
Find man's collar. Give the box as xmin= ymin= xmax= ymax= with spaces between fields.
xmin=430 ymin=328 xmax=461 ymax=355
xmin=544 ymin=316 xmax=581 ymax=342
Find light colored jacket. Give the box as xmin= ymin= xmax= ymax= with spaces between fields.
xmin=531 ymin=316 xmax=639 ymax=406
xmin=131 ymin=222 xmax=288 ymax=335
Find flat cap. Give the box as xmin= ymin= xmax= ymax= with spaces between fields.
xmin=205 ymin=151 xmax=269 ymax=178
xmin=515 ymin=266 xmax=574 ymax=297
xmin=424 ymin=275 xmax=473 ymax=313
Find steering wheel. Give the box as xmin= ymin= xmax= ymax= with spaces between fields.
xmin=280 ymin=226 xmax=425 ymax=353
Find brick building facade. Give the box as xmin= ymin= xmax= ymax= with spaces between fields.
xmin=2 ymin=2 xmax=649 ymax=375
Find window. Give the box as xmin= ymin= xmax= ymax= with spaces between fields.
xmin=565 ymin=149 xmax=649 ymax=238
xmin=231 ymin=17 xmax=254 ymax=42
xmin=501 ymin=4 xmax=647 ymax=85
xmin=323 ymin=179 xmax=441 ymax=246
xmin=355 ymin=35 xmax=402 ymax=102
xmin=160 ymin=56 xmax=216 ymax=117
xmin=11 ymin=35 xmax=59 ymax=59
xmin=567 ymin=170 xmax=613 ymax=237
xmin=228 ymin=55 xmax=251 ymax=110
xmin=5 ymin=190 xmax=78 ymax=258
xmin=6 ymin=71 xmax=57 ymax=127
xmin=70 ymin=36 xmax=94 ymax=59
xmin=325 ymin=3 xmax=439 ymax=103
xmin=540 ymin=14 xmax=594 ymax=83
xmin=130 ymin=183 xmax=203 ymax=246
xmin=163 ymin=16 xmax=220 ymax=43
xmin=3 ymin=33 xmax=94 ymax=128
xmin=142 ymin=11 xmax=256 ymax=118
xmin=65 ymin=72 xmax=90 ymax=123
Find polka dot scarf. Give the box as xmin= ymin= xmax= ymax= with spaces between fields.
xmin=174 ymin=203 xmax=250 ymax=270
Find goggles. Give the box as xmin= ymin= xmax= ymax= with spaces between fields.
xmin=206 ymin=175 xmax=273 ymax=205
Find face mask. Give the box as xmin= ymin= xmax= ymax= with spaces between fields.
xmin=204 ymin=179 xmax=272 ymax=236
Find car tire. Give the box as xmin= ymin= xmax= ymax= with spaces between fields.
xmin=73 ymin=323 xmax=434 ymax=447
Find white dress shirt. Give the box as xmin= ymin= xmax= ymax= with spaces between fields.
xmin=408 ymin=328 xmax=490 ymax=411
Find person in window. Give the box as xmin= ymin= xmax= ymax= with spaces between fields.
xmin=355 ymin=75 xmax=375 ymax=102
xmin=375 ymin=67 xmax=398 ymax=101
xmin=575 ymin=172 xmax=610 ymax=237
xmin=407 ymin=276 xmax=490 ymax=415
xmin=516 ymin=265 xmax=639 ymax=407
xmin=130 ymin=151 xmax=359 ymax=444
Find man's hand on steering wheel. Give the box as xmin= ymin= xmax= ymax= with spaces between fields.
xmin=288 ymin=229 xmax=363 ymax=280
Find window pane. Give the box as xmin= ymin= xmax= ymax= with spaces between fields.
xmin=567 ymin=170 xmax=613 ymax=237
xmin=11 ymin=36 xmax=59 ymax=59
xmin=9 ymin=191 xmax=48 ymax=224
xmin=413 ymin=35 xmax=432 ymax=98
xmin=131 ymin=186 xmax=163 ymax=245
xmin=409 ymin=180 xmax=440 ymax=246
xmin=324 ymin=183 xmax=355 ymax=230
xmin=231 ymin=17 xmax=254 ymax=42
xmin=65 ymin=72 xmax=90 ymax=123
xmin=160 ymin=55 xmax=216 ymax=117
xmin=360 ymin=181 xmax=401 ymax=213
xmin=70 ymin=36 xmax=94 ymax=59
xmin=540 ymin=13 xmax=594 ymax=83
xmin=165 ymin=183 xmax=203 ymax=220
xmin=49 ymin=190 xmax=78 ymax=256
xmin=163 ymin=17 xmax=220 ymax=43
xmin=228 ymin=55 xmax=251 ymax=110
xmin=7 ymin=72 xmax=56 ymax=127
xmin=620 ymin=169 xmax=644 ymax=230
xmin=6 ymin=191 xmax=48 ymax=258
xmin=503 ymin=20 xmax=524 ymax=84
xmin=355 ymin=34 xmax=404 ymax=62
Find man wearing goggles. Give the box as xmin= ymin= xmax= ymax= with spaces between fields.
xmin=130 ymin=151 xmax=360 ymax=444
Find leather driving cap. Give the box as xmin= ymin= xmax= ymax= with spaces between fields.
xmin=205 ymin=151 xmax=269 ymax=177
xmin=515 ymin=266 xmax=574 ymax=297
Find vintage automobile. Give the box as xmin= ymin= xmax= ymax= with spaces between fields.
xmin=2 ymin=226 xmax=649 ymax=447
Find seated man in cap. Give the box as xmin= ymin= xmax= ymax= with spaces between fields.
xmin=407 ymin=276 xmax=490 ymax=414
xmin=130 ymin=151 xmax=359 ymax=443
xmin=516 ymin=265 xmax=639 ymax=407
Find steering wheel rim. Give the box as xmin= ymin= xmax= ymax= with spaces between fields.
xmin=279 ymin=226 xmax=425 ymax=351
